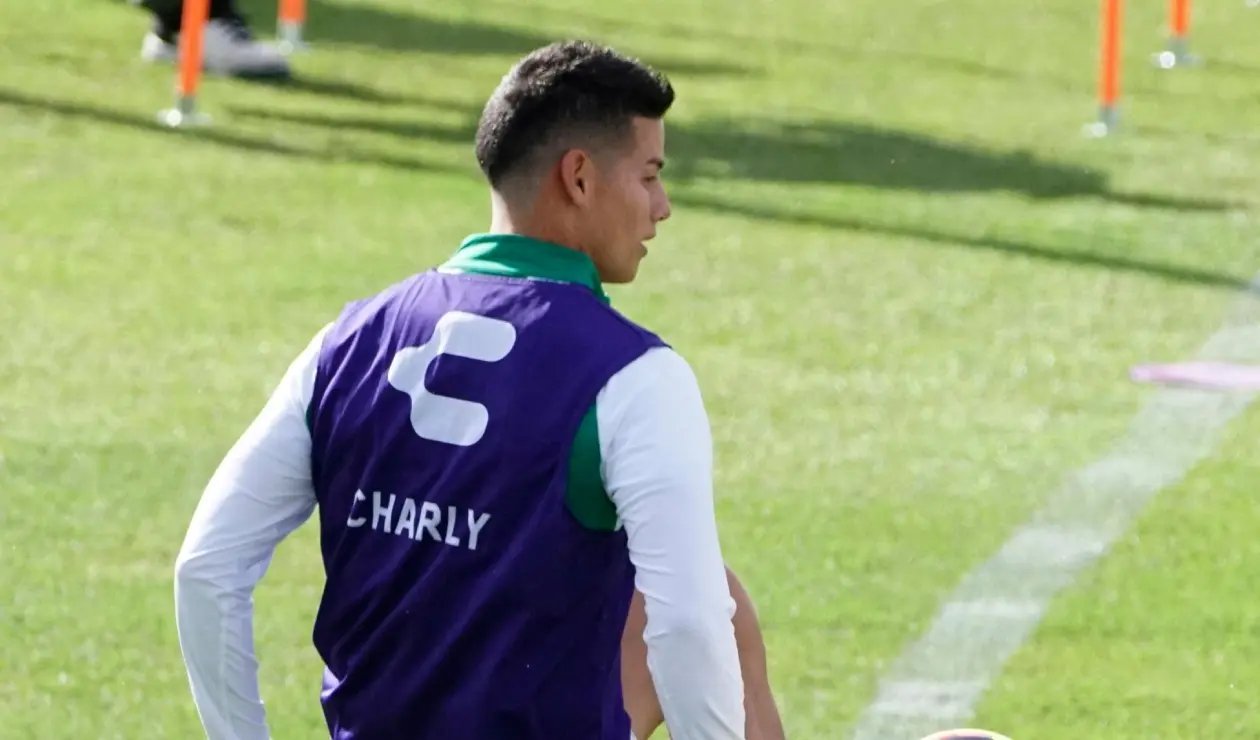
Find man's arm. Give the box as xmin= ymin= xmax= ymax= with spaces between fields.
xmin=726 ymin=570 xmax=786 ymax=740
xmin=622 ymin=567 xmax=786 ymax=740
xmin=599 ymin=346 xmax=746 ymax=739
xmin=174 ymin=325 xmax=329 ymax=740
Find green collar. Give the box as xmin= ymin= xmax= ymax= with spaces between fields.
xmin=441 ymin=234 xmax=609 ymax=304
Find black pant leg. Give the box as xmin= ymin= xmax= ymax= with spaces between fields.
xmin=139 ymin=0 xmax=245 ymax=37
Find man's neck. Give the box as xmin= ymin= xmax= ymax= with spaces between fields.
xmin=489 ymin=194 xmax=582 ymax=255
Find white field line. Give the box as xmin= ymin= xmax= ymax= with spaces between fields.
xmin=847 ymin=278 xmax=1260 ymax=740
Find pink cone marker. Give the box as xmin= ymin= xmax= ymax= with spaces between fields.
xmin=1130 ymin=362 xmax=1260 ymax=390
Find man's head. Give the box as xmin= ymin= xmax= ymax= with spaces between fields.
xmin=475 ymin=41 xmax=676 ymax=284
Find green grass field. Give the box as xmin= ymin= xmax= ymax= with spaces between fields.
xmin=5 ymin=0 xmax=1260 ymax=737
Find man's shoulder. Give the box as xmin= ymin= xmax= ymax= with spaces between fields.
xmin=340 ymin=270 xmax=433 ymax=315
xmin=320 ymin=270 xmax=436 ymax=337
xmin=320 ymin=269 xmax=672 ymax=364
xmin=598 ymin=346 xmax=703 ymax=428
xmin=593 ymin=302 xmax=670 ymax=350
xmin=608 ymin=345 xmax=695 ymax=389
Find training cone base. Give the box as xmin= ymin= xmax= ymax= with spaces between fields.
xmin=277 ymin=22 xmax=310 ymax=55
xmin=278 ymin=39 xmax=311 ymax=54
xmin=1083 ymin=121 xmax=1114 ymax=138
xmin=1083 ymin=105 xmax=1118 ymax=138
xmin=156 ymin=108 xmax=212 ymax=128
xmin=1152 ymin=50 xmax=1202 ymax=69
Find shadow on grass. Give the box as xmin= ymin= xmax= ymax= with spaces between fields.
xmin=225 ymin=104 xmax=1251 ymax=290
xmin=231 ymin=105 xmax=478 ymax=143
xmin=0 ymin=87 xmax=465 ymax=175
xmin=234 ymin=0 xmax=753 ymax=77
xmin=466 ymin=0 xmax=1049 ymax=85
xmin=8 ymin=86 xmax=1246 ymax=292
xmin=228 ymin=106 xmax=1237 ymax=213
xmin=664 ymin=118 xmax=1233 ymax=212
xmin=672 ymin=192 xmax=1255 ymax=293
xmin=246 ymin=73 xmax=421 ymax=105
xmin=244 ymin=72 xmax=495 ymax=111
xmin=235 ymin=0 xmax=550 ymax=55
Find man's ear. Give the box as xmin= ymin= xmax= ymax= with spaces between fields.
xmin=557 ymin=149 xmax=594 ymax=207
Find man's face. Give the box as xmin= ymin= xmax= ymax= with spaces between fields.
xmin=582 ymin=117 xmax=672 ymax=284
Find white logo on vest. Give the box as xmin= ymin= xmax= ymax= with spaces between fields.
xmin=387 ymin=310 xmax=517 ymax=446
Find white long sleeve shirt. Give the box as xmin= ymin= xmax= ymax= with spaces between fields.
xmin=174 ymin=324 xmax=746 ymax=740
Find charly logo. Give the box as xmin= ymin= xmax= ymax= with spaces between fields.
xmin=387 ymin=310 xmax=517 ymax=446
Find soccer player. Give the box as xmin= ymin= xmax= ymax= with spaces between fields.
xmin=175 ymin=40 xmax=752 ymax=739
xmin=130 ymin=0 xmax=290 ymax=78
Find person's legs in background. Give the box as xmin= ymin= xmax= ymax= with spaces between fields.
xmin=135 ymin=0 xmax=290 ymax=78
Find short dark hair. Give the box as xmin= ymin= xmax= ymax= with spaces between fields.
xmin=475 ymin=40 xmax=675 ymax=188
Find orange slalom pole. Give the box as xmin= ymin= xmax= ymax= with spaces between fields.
xmin=1170 ymin=0 xmax=1190 ymax=38
xmin=1156 ymin=0 xmax=1195 ymax=68
xmin=1094 ymin=0 xmax=1123 ymax=133
xmin=158 ymin=0 xmax=210 ymax=126
xmin=277 ymin=0 xmax=308 ymax=51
